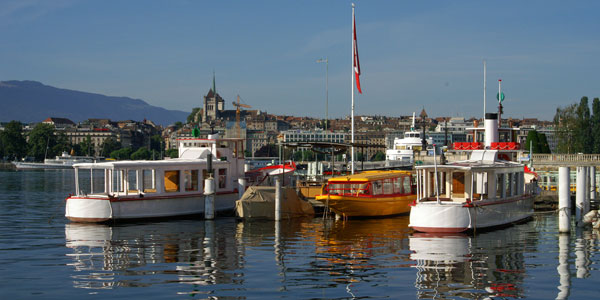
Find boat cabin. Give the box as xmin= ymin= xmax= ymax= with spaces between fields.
xmin=415 ymin=150 xmax=534 ymax=203
xmin=72 ymin=137 xmax=245 ymax=198
xmin=323 ymin=170 xmax=414 ymax=198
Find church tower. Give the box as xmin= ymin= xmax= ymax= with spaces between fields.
xmin=202 ymin=72 xmax=225 ymax=123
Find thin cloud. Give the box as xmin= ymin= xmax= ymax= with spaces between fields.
xmin=0 ymin=0 xmax=76 ymax=25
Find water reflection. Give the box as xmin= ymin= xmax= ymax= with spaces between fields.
xmin=409 ymin=223 xmax=537 ymax=299
xmin=63 ymin=214 xmax=600 ymax=298
xmin=65 ymin=219 xmax=242 ymax=291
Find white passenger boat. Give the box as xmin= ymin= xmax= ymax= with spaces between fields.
xmin=386 ymin=113 xmax=432 ymax=163
xmin=65 ymin=133 xmax=245 ymax=222
xmin=13 ymin=151 xmax=95 ymax=169
xmin=409 ymin=113 xmax=538 ymax=233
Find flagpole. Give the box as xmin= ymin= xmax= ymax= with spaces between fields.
xmin=351 ymin=3 xmax=355 ymax=174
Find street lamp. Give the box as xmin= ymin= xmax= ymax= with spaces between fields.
xmin=316 ymin=57 xmax=328 ymax=132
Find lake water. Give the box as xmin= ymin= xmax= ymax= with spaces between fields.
xmin=1 ymin=169 xmax=599 ymax=299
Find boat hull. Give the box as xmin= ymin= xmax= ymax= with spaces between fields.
xmin=65 ymin=192 xmax=238 ymax=223
xmin=409 ymin=196 xmax=534 ymax=233
xmin=13 ymin=162 xmax=74 ymax=169
xmin=316 ymin=194 xmax=415 ymax=217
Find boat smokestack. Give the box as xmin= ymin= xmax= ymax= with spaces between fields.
xmin=484 ymin=113 xmax=499 ymax=148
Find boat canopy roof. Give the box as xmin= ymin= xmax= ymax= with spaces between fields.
xmin=327 ymin=170 xmax=412 ymax=183
xmin=416 ymin=150 xmax=523 ymax=172
xmin=72 ymin=158 xmax=225 ymax=169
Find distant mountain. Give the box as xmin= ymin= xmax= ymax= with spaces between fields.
xmin=0 ymin=80 xmax=188 ymax=126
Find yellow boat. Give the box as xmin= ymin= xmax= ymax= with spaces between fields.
xmin=315 ymin=170 xmax=416 ymax=218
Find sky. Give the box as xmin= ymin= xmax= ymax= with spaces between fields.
xmin=1 ymin=0 xmax=600 ymax=121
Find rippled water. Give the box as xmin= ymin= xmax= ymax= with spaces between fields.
xmin=1 ymin=169 xmax=599 ymax=299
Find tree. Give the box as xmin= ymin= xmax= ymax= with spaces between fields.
xmin=0 ymin=121 xmax=27 ymax=160
xmin=554 ymin=103 xmax=578 ymax=154
xmin=592 ymin=98 xmax=600 ymax=153
xmin=254 ymin=144 xmax=278 ymax=157
xmin=150 ymin=135 xmax=163 ymax=153
xmin=537 ymin=132 xmax=551 ymax=154
xmin=575 ymin=96 xmax=592 ymax=153
xmin=79 ymin=135 xmax=94 ymax=156
xmin=292 ymin=150 xmax=315 ymax=161
xmin=131 ymin=147 xmax=151 ymax=160
xmin=371 ymin=151 xmax=386 ymax=161
xmin=27 ymin=123 xmax=56 ymax=161
xmin=101 ymin=137 xmax=121 ymax=157
xmin=187 ymin=108 xmax=201 ymax=124
xmin=110 ymin=147 xmax=133 ymax=160
xmin=165 ymin=148 xmax=178 ymax=158
xmin=52 ymin=132 xmax=71 ymax=155
xmin=524 ymin=130 xmax=541 ymax=153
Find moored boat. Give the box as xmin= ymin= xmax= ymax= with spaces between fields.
xmin=13 ymin=151 xmax=96 ymax=169
xmin=409 ymin=114 xmax=538 ymax=233
xmin=65 ymin=133 xmax=245 ymax=222
xmin=386 ymin=113 xmax=432 ymax=163
xmin=315 ymin=170 xmax=416 ymax=218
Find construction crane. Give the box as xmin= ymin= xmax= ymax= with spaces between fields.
xmin=232 ymin=95 xmax=251 ymax=138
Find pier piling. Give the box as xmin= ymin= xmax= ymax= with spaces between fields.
xmin=558 ymin=167 xmax=571 ymax=233
xmin=576 ymin=167 xmax=588 ymax=225
xmin=590 ymin=166 xmax=596 ymax=202
xmin=275 ymin=177 xmax=281 ymax=221
xmin=204 ymin=177 xmax=215 ymax=219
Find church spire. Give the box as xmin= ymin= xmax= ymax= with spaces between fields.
xmin=212 ymin=70 xmax=216 ymax=95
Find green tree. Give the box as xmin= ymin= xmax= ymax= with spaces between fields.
xmin=174 ymin=121 xmax=184 ymax=130
xmin=592 ymin=98 xmax=600 ymax=153
xmin=575 ymin=96 xmax=593 ymax=153
xmin=101 ymin=137 xmax=121 ymax=157
xmin=0 ymin=121 xmax=27 ymax=160
xmin=79 ymin=135 xmax=94 ymax=156
xmin=51 ymin=132 xmax=71 ymax=156
xmin=371 ymin=151 xmax=386 ymax=161
xmin=110 ymin=147 xmax=133 ymax=160
xmin=554 ymin=103 xmax=577 ymax=154
xmin=131 ymin=147 xmax=151 ymax=160
xmin=292 ymin=150 xmax=315 ymax=161
xmin=165 ymin=148 xmax=179 ymax=158
xmin=187 ymin=108 xmax=201 ymax=124
xmin=150 ymin=135 xmax=163 ymax=152
xmin=537 ymin=132 xmax=551 ymax=154
xmin=524 ymin=130 xmax=541 ymax=153
xmin=27 ymin=123 xmax=56 ymax=161
xmin=356 ymin=152 xmax=365 ymax=162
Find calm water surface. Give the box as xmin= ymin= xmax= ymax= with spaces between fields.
xmin=1 ymin=169 xmax=599 ymax=299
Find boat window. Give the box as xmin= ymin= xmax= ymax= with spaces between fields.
xmin=127 ymin=170 xmax=138 ymax=193
xmin=218 ymin=168 xmax=227 ymax=189
xmin=474 ymin=172 xmax=487 ymax=196
xmin=394 ymin=178 xmax=403 ymax=194
xmin=164 ymin=170 xmax=180 ymax=193
xmin=383 ymin=179 xmax=394 ymax=195
xmin=113 ymin=170 xmax=125 ymax=193
xmin=185 ymin=170 xmax=199 ymax=192
xmin=372 ymin=181 xmax=383 ymax=195
xmin=496 ymin=173 xmax=505 ymax=198
xmin=142 ymin=169 xmax=156 ymax=193
xmin=403 ymin=176 xmax=412 ymax=194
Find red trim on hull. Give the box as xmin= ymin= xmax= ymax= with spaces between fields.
xmin=66 ymin=216 xmax=110 ymax=223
